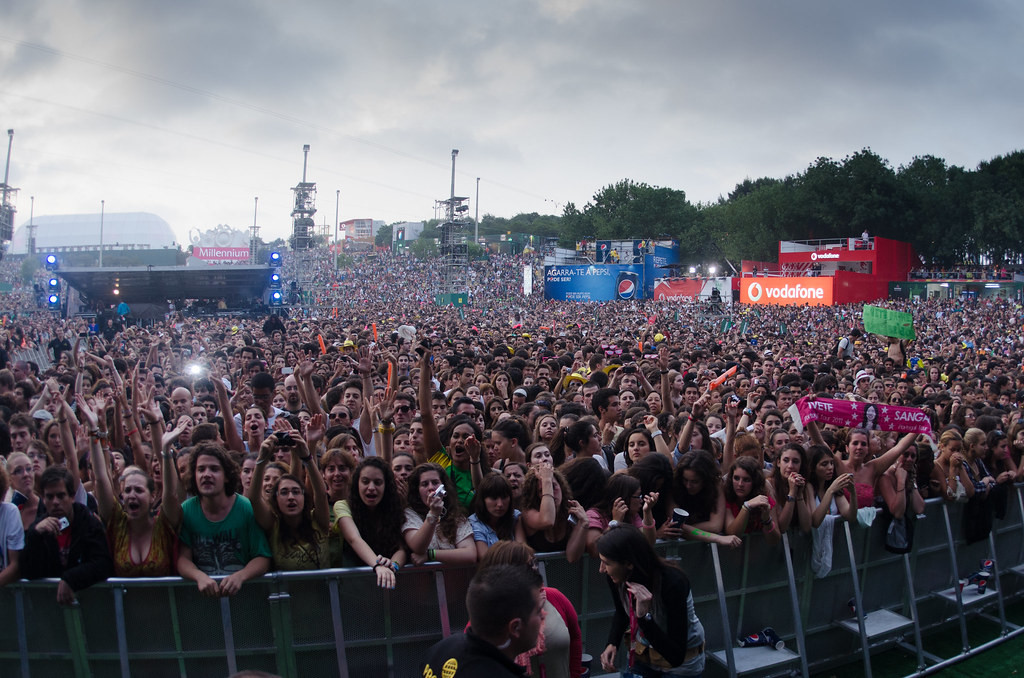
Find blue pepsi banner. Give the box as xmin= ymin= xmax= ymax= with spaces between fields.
xmin=595 ymin=240 xmax=611 ymax=263
xmin=544 ymin=264 xmax=646 ymax=301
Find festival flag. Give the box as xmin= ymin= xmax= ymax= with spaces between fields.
xmin=863 ymin=305 xmax=916 ymax=340
xmin=719 ymin=319 xmax=733 ymax=333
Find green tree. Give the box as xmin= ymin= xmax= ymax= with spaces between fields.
xmin=20 ymin=256 xmax=39 ymax=284
xmin=409 ymin=238 xmax=438 ymax=259
xmin=559 ymin=180 xmax=697 ymax=245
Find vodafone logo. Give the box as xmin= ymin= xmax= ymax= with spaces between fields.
xmin=811 ymin=251 xmax=839 ymax=261
xmin=764 ymin=284 xmax=824 ymax=300
xmin=743 ymin=277 xmax=832 ymax=306
xmin=748 ymin=282 xmax=763 ymax=301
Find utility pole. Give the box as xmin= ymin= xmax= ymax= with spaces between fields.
xmin=334 ymin=189 xmax=340 ymax=271
xmin=475 ymin=177 xmax=480 ymax=245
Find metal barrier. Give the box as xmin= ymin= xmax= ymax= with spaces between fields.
xmin=2 ymin=487 xmax=1023 ymax=678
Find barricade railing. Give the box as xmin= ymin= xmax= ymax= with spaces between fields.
xmin=2 ymin=486 xmax=1023 ymax=678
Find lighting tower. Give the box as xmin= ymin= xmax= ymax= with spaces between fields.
xmin=433 ymin=149 xmax=471 ymax=306
xmin=249 ymin=197 xmax=260 ymax=264
xmin=290 ymin=145 xmax=315 ymax=251
xmin=0 ymin=129 xmax=17 ymax=245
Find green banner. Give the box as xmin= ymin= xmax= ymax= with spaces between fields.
xmin=719 ymin=319 xmax=734 ymax=333
xmin=863 ymin=305 xmax=916 ymax=340
xmin=739 ymin=321 xmax=749 ymax=335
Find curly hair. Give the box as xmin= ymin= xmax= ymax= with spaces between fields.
xmin=188 ymin=442 xmax=241 ymax=496
xmin=270 ymin=474 xmax=322 ymax=557
xmin=672 ymin=450 xmax=721 ymax=523
xmin=406 ymin=463 xmax=464 ymax=546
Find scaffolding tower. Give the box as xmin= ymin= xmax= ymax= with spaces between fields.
xmin=434 ymin=150 xmax=471 ymax=306
xmin=1 ymin=130 xmax=17 ymax=245
xmin=290 ymin=145 xmax=316 ymax=252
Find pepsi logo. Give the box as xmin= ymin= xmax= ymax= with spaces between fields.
xmin=618 ymin=279 xmax=636 ymax=298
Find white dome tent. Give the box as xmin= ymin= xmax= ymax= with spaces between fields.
xmin=9 ymin=212 xmax=177 ymax=255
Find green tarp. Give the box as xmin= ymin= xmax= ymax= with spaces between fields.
xmin=863 ymin=304 xmax=916 ymax=340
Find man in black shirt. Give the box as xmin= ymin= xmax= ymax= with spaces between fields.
xmin=422 ymin=565 xmax=545 ymax=678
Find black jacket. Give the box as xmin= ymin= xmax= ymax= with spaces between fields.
xmin=21 ymin=503 xmax=113 ymax=591
xmin=423 ymin=630 xmax=526 ymax=678
xmin=606 ymin=566 xmax=693 ymax=667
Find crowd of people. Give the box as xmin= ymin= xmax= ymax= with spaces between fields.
xmin=1 ymin=247 xmax=1024 ymax=676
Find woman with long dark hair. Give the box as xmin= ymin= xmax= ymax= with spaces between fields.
xmin=597 ymin=525 xmax=706 ymax=676
xmin=336 ymin=457 xmax=407 ymax=589
xmin=468 ymin=473 xmax=524 ymax=558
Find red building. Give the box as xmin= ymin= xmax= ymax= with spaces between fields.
xmin=739 ymin=237 xmax=917 ymax=306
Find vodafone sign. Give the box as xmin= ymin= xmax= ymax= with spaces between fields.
xmin=741 ymin=277 xmax=833 ymax=306
xmin=810 ymin=251 xmax=839 ymax=261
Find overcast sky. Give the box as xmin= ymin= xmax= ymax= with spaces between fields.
xmin=2 ymin=0 xmax=1022 ymax=246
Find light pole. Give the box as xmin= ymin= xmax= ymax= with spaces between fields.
xmin=99 ymin=200 xmax=105 ymax=267
xmin=334 ymin=189 xmax=340 ymax=270
xmin=474 ymin=176 xmax=480 ymax=244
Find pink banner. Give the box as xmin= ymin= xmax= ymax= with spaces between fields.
xmin=791 ymin=397 xmax=932 ymax=435
xmin=194 ymin=246 xmax=250 ymax=261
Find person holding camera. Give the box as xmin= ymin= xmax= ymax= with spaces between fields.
xmin=403 ymin=462 xmax=477 ymax=565
xmin=247 ymin=433 xmax=330 ymax=571
xmin=20 ymin=466 xmax=113 ymax=605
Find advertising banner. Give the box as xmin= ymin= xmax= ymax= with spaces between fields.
xmin=740 ymin=277 xmax=833 ymax=306
xmin=523 ymin=265 xmax=534 ymax=296
xmin=595 ymin=241 xmax=611 ymax=263
xmin=544 ymin=264 xmax=645 ymax=301
xmin=193 ymin=246 xmax=251 ymax=262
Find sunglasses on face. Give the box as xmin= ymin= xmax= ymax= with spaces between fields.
xmin=395 ymin=406 xmax=412 ymax=414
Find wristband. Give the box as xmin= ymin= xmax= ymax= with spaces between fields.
xmin=786 ymin=495 xmax=796 ymax=503
xmin=651 ymin=430 xmax=663 ymax=438
xmin=741 ymin=502 xmax=750 ymax=512
xmin=428 ymin=548 xmax=436 ymax=561
xmin=743 ymin=408 xmax=755 ymax=417
xmin=391 ymin=562 xmax=400 ymax=573
xmin=642 ymin=519 xmax=656 ymax=529
xmin=660 ymin=370 xmax=669 ymax=375
xmin=471 ymin=459 xmax=481 ymax=465
xmin=426 ymin=513 xmax=439 ymax=524
xmin=126 ymin=428 xmax=139 ymax=438
xmin=300 ymin=456 xmax=312 ymax=463
xmin=608 ymin=520 xmax=620 ymax=528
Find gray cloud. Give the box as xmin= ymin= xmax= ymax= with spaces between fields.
xmin=1 ymin=0 xmax=1022 ymax=243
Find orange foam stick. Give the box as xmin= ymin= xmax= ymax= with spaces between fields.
xmin=638 ymin=339 xmax=644 ymax=352
xmin=372 ymin=322 xmax=378 ymax=341
xmin=708 ymin=365 xmax=737 ymax=391
xmin=318 ymin=334 xmax=327 ymax=355
xmin=387 ymin=362 xmax=393 ymax=390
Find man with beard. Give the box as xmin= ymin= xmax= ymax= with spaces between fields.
xmin=176 ymin=443 xmax=271 ymax=597
xmin=20 ymin=467 xmax=112 ymax=604
xmin=282 ymin=374 xmax=303 ymax=415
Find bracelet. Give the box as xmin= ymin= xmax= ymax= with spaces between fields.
xmin=660 ymin=370 xmax=669 ymax=375
xmin=256 ymin=459 xmax=269 ymax=466
xmin=428 ymin=548 xmax=436 ymax=561
xmin=126 ymin=428 xmax=139 ymax=438
xmin=743 ymin=408 xmax=755 ymax=416
xmin=471 ymin=459 xmax=481 ymax=465
xmin=426 ymin=513 xmax=439 ymax=524
xmin=786 ymin=495 xmax=796 ymax=502
xmin=542 ymin=493 xmax=555 ymax=499
xmin=300 ymin=456 xmax=312 ymax=463
xmin=391 ymin=562 xmax=400 ymax=573
xmin=741 ymin=502 xmax=750 ymax=512
xmin=377 ymin=425 xmax=395 ymax=434
xmin=651 ymin=430 xmax=663 ymax=438
xmin=642 ymin=520 xmax=656 ymax=529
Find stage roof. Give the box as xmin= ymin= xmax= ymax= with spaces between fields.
xmin=57 ymin=265 xmax=271 ymax=305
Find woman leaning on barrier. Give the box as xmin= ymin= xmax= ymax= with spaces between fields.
xmin=249 ymin=434 xmax=330 ymax=571
xmin=597 ymin=525 xmax=706 ymax=677
xmin=403 ymin=462 xmax=477 ymax=565
xmin=519 ymin=463 xmax=589 ymax=563
xmin=336 ymin=457 xmax=407 ymax=589
xmin=87 ymin=394 xmax=182 ymax=577
xmin=724 ymin=456 xmax=781 ymax=544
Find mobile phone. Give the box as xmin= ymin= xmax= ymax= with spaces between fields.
xmin=623 ymin=365 xmax=637 ymax=374
xmin=273 ymin=431 xmax=295 ymax=446
xmin=78 ymin=332 xmax=88 ymax=338
xmin=281 ymin=367 xmax=294 ymax=375
xmin=11 ymin=490 xmax=28 ymax=507
xmin=58 ymin=517 xmax=70 ymax=532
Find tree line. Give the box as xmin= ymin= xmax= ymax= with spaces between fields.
xmin=489 ymin=148 xmax=1023 ymax=267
